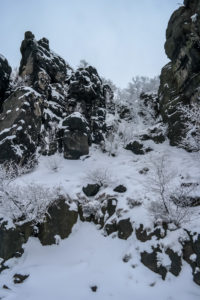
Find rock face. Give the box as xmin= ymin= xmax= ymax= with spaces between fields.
xmin=0 ymin=55 xmax=11 ymax=109
xmin=66 ymin=66 xmax=107 ymax=144
xmin=0 ymin=87 xmax=43 ymax=164
xmin=19 ymin=31 xmax=68 ymax=89
xmin=159 ymin=0 xmax=200 ymax=149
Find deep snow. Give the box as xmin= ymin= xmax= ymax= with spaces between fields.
xmin=1 ymin=221 xmax=200 ymax=300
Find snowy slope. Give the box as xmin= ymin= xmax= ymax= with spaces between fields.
xmin=1 ymin=221 xmax=200 ymax=300
xmin=0 ymin=137 xmax=200 ymax=299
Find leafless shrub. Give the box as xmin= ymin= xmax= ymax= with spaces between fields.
xmin=178 ymin=103 xmax=200 ymax=153
xmin=0 ymin=183 xmax=57 ymax=224
xmin=0 ymin=162 xmax=59 ymax=224
xmin=126 ymin=197 xmax=142 ymax=209
xmin=85 ymin=168 xmax=113 ymax=187
xmin=147 ymin=155 xmax=198 ymax=227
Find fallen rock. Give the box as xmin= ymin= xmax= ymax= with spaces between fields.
xmin=82 ymin=184 xmax=101 ymax=197
xmin=141 ymin=248 xmax=167 ymax=280
xmin=125 ymin=141 xmax=152 ymax=155
xmin=38 ymin=198 xmax=78 ymax=245
xmin=13 ymin=274 xmax=29 ymax=284
xmin=117 ymin=218 xmax=133 ymax=240
xmin=90 ymin=285 xmax=98 ymax=292
xmin=113 ymin=185 xmax=127 ymax=193
xmin=0 ymin=221 xmax=32 ymax=261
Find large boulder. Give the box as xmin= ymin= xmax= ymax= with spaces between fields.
xmin=38 ymin=198 xmax=78 ymax=245
xmin=62 ymin=112 xmax=90 ymax=159
xmin=82 ymin=184 xmax=101 ymax=197
xmin=0 ymin=54 xmax=11 ymax=109
xmin=159 ymin=0 xmax=200 ymax=149
xmin=141 ymin=248 xmax=168 ymax=280
xmin=0 ymin=221 xmax=32 ymax=261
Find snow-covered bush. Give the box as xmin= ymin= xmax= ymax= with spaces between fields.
xmin=0 ymin=163 xmax=58 ymax=224
xmin=104 ymin=130 xmax=119 ymax=156
xmin=0 ymin=183 xmax=57 ymax=224
xmin=147 ymin=155 xmax=196 ymax=227
xmin=178 ymin=103 xmax=200 ymax=152
xmin=117 ymin=122 xmax=136 ymax=147
xmin=0 ymin=158 xmax=36 ymax=181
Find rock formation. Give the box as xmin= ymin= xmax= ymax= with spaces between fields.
xmin=0 ymin=31 xmax=111 ymax=163
xmin=159 ymin=0 xmax=200 ymax=149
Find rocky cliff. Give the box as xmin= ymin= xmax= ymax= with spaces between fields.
xmin=159 ymin=0 xmax=200 ymax=150
xmin=0 ymin=31 xmax=111 ymax=164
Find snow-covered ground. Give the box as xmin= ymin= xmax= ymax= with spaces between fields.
xmin=1 ymin=137 xmax=200 ymax=299
xmin=1 ymin=221 xmax=200 ymax=300
xmin=12 ymin=140 xmax=200 ymax=230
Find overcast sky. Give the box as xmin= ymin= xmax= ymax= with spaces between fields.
xmin=0 ymin=0 xmax=183 ymax=87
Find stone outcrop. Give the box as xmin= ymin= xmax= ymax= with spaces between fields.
xmin=0 ymin=31 xmax=111 ymax=163
xmin=19 ymin=31 xmax=68 ymax=89
xmin=159 ymin=0 xmax=200 ymax=149
xmin=38 ymin=198 xmax=78 ymax=245
xmin=0 ymin=220 xmax=32 ymax=262
xmin=0 ymin=87 xmax=44 ymax=164
xmin=0 ymin=54 xmax=11 ymax=109
xmin=66 ymin=66 xmax=107 ymax=144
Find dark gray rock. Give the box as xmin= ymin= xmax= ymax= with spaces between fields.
xmin=104 ymin=221 xmax=118 ymax=236
xmin=139 ymin=92 xmax=159 ymax=121
xmin=136 ymin=224 xmax=165 ymax=242
xmin=166 ymin=248 xmax=182 ymax=276
xmin=62 ymin=112 xmax=90 ymax=159
xmin=38 ymin=198 xmax=78 ymax=245
xmin=66 ymin=66 xmax=107 ymax=144
xmin=13 ymin=274 xmax=29 ymax=284
xmin=19 ymin=31 xmax=68 ymax=89
xmin=82 ymin=184 xmax=100 ymax=197
xmin=125 ymin=141 xmax=152 ymax=155
xmin=117 ymin=218 xmax=133 ymax=240
xmin=90 ymin=285 xmax=98 ymax=292
xmin=140 ymin=125 xmax=166 ymax=144
xmin=113 ymin=185 xmax=127 ymax=193
xmin=0 ymin=54 xmax=11 ymax=109
xmin=0 ymin=221 xmax=32 ymax=261
xmin=141 ymin=248 xmax=167 ymax=280
xmin=106 ymin=198 xmax=117 ymax=217
xmin=159 ymin=0 xmax=200 ymax=149
xmin=0 ymin=87 xmax=43 ymax=164
xmin=182 ymin=231 xmax=200 ymax=285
